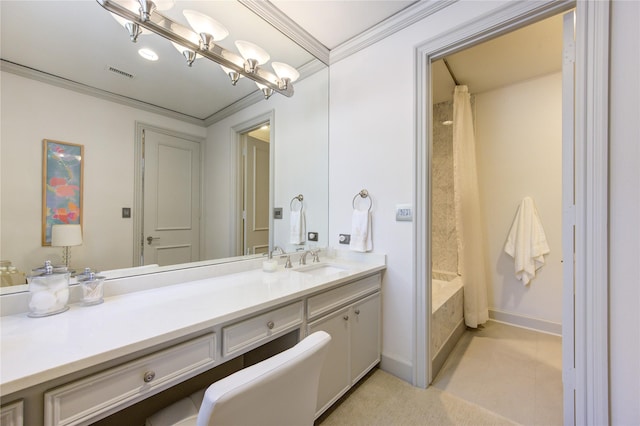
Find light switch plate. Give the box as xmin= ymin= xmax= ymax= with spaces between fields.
xmin=274 ymin=207 xmax=283 ymax=219
xmin=396 ymin=204 xmax=413 ymax=221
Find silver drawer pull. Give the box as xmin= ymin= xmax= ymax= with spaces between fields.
xmin=343 ymin=315 xmax=349 ymax=321
xmin=267 ymin=320 xmax=275 ymax=329
xmin=143 ymin=371 xmax=156 ymax=383
xmin=355 ymin=309 xmax=361 ymax=315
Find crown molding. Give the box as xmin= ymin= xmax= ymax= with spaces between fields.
xmin=330 ymin=0 xmax=458 ymax=64
xmin=239 ymin=0 xmax=330 ymax=65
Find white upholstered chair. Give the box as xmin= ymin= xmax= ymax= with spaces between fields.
xmin=146 ymin=331 xmax=331 ymax=426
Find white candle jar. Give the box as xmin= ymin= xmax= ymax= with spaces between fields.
xmin=27 ymin=261 xmax=70 ymax=317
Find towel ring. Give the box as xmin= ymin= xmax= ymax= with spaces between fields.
xmin=352 ymin=189 xmax=372 ymax=212
xmin=290 ymin=194 xmax=304 ymax=212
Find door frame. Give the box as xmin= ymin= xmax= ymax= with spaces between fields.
xmin=230 ymin=111 xmax=275 ymax=257
xmin=133 ymin=122 xmax=205 ymax=266
xmin=413 ymin=1 xmax=610 ymax=424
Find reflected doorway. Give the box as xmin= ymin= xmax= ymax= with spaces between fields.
xmin=239 ymin=123 xmax=270 ymax=255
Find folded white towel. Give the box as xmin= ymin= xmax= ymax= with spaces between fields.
xmin=289 ymin=209 xmax=305 ymax=244
xmin=504 ymin=197 xmax=550 ymax=285
xmin=349 ymin=209 xmax=372 ymax=252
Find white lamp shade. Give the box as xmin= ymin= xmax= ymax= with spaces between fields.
xmin=183 ymin=10 xmax=229 ymax=41
xmin=51 ymin=225 xmax=83 ymax=247
xmin=154 ymin=0 xmax=175 ymax=11
xmin=272 ymin=62 xmax=300 ymax=82
xmin=235 ymin=40 xmax=270 ymax=65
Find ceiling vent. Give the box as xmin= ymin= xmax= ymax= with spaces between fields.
xmin=106 ymin=65 xmax=135 ymax=79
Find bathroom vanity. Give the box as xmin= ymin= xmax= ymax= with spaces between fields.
xmin=0 ymin=252 xmax=385 ymax=425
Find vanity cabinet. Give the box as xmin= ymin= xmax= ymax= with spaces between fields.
xmin=307 ymin=274 xmax=381 ymax=417
xmin=43 ymin=333 xmax=216 ymax=426
xmin=0 ymin=400 xmax=23 ymax=426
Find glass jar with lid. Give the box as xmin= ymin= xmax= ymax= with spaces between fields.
xmin=76 ymin=268 xmax=105 ymax=306
xmin=27 ymin=260 xmax=70 ymax=317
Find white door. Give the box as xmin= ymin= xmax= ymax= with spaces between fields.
xmin=143 ymin=128 xmax=200 ymax=266
xmin=561 ymin=10 xmax=576 ymax=426
xmin=243 ymin=135 xmax=270 ymax=255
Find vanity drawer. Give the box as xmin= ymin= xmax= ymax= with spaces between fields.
xmin=307 ymin=273 xmax=381 ymax=320
xmin=223 ymin=301 xmax=304 ymax=357
xmin=44 ymin=333 xmax=216 ymax=426
xmin=0 ymin=400 xmax=23 ymax=426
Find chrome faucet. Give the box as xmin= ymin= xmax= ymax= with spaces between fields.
xmin=310 ymin=249 xmax=320 ymax=263
xmin=299 ymin=250 xmax=311 ymax=265
xmin=268 ymin=246 xmax=284 ymax=259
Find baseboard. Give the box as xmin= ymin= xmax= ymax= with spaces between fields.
xmin=380 ymin=353 xmax=413 ymax=384
xmin=489 ymin=309 xmax=562 ymax=335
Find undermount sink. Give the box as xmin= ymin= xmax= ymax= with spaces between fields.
xmin=295 ymin=263 xmax=351 ymax=277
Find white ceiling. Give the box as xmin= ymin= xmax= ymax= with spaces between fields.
xmin=1 ymin=1 xmax=564 ymax=121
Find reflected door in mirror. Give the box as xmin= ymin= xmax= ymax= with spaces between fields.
xmin=243 ymin=135 xmax=269 ymax=255
xmin=143 ymin=129 xmax=201 ymax=266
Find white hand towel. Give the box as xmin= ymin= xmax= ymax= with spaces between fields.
xmin=504 ymin=197 xmax=550 ymax=285
xmin=289 ymin=210 xmax=305 ymax=244
xmin=349 ymin=209 xmax=372 ymax=252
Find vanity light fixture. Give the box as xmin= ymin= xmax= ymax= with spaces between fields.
xmin=97 ymin=0 xmax=296 ymax=98
xmin=235 ymin=40 xmax=270 ymax=74
xmin=183 ymin=9 xmax=228 ymax=51
xmin=272 ymin=62 xmax=300 ymax=90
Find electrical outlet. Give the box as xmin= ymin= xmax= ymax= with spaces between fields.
xmin=273 ymin=207 xmax=283 ymax=219
xmin=122 ymin=207 xmax=131 ymax=218
xmin=396 ymin=204 xmax=413 ymax=221
xmin=308 ymin=232 xmax=318 ymax=241
xmin=339 ymin=234 xmax=351 ymax=244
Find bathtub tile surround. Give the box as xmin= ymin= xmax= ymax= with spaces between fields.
xmin=432 ymin=100 xmax=457 ymax=274
xmin=431 ymin=273 xmax=464 ymax=376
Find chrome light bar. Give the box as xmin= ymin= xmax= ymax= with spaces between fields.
xmin=96 ymin=0 xmax=294 ymax=98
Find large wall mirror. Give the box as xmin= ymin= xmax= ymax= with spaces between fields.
xmin=0 ymin=0 xmax=329 ymax=293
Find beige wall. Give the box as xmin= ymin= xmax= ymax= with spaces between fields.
xmin=475 ymin=72 xmax=563 ymax=325
xmin=0 ymin=71 xmax=205 ymax=273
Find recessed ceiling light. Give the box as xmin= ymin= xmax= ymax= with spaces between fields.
xmin=138 ymin=48 xmax=158 ymax=61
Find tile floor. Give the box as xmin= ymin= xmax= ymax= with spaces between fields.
xmin=431 ymin=320 xmax=563 ymax=425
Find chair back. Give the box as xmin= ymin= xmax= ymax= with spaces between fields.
xmin=197 ymin=331 xmax=331 ymax=426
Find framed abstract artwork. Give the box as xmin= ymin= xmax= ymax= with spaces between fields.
xmin=42 ymin=139 xmax=84 ymax=246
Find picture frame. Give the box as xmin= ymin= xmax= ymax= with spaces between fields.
xmin=42 ymin=139 xmax=84 ymax=246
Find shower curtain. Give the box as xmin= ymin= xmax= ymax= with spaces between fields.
xmin=452 ymin=85 xmax=489 ymax=328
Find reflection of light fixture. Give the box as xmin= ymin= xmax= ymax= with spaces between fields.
xmin=171 ymin=42 xmax=198 ymax=66
xmin=138 ymin=48 xmax=158 ymax=61
xmin=235 ymin=40 xmax=270 ymax=74
xmin=183 ymin=9 xmax=228 ymax=51
xmin=272 ymin=62 xmax=300 ymax=90
xmin=51 ymin=224 xmax=83 ymax=268
xmin=97 ymin=0 xmax=296 ymax=98
xmin=256 ymin=82 xmax=274 ymax=100
xmin=109 ymin=0 xmax=173 ymax=42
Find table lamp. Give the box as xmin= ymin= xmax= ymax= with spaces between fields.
xmin=51 ymin=224 xmax=83 ymax=268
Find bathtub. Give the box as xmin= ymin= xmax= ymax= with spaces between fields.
xmin=431 ymin=271 xmax=465 ymax=378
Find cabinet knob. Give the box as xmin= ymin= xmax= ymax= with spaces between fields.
xmin=343 ymin=315 xmax=349 ymax=321
xmin=355 ymin=309 xmax=361 ymax=315
xmin=143 ymin=370 xmax=156 ymax=383
xmin=267 ymin=320 xmax=275 ymax=329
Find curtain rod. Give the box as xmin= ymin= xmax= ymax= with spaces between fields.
xmin=442 ymin=58 xmax=460 ymax=86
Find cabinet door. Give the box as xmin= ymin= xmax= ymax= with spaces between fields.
xmin=308 ymin=306 xmax=350 ymax=415
xmin=351 ymin=292 xmax=381 ymax=383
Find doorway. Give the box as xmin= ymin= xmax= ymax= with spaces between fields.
xmin=239 ymin=123 xmax=271 ymax=255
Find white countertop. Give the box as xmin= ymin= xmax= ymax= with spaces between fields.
xmin=0 ymin=256 xmax=385 ymax=396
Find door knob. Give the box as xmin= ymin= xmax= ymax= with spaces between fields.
xmin=146 ymin=236 xmax=160 ymax=245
